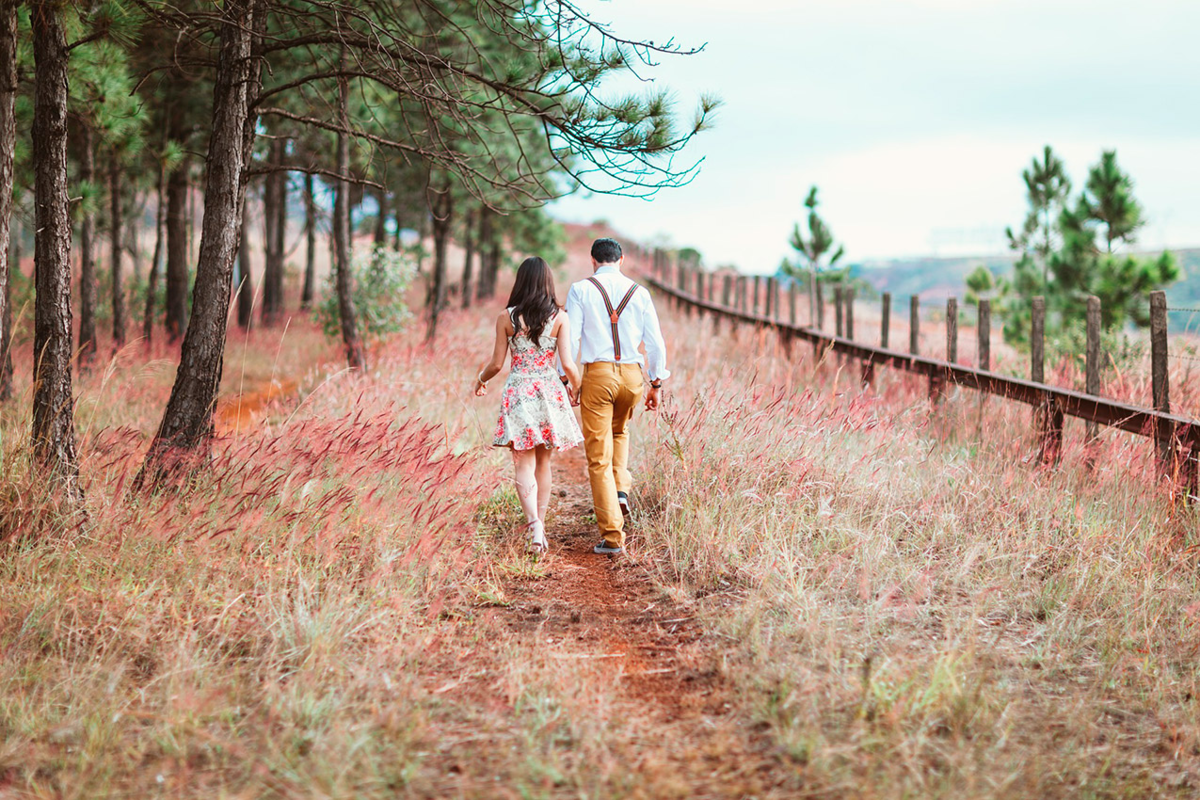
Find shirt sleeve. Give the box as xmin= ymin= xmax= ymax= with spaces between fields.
xmin=559 ymin=283 xmax=584 ymax=376
xmin=640 ymin=289 xmax=671 ymax=382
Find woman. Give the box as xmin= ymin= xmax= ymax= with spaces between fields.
xmin=474 ymin=257 xmax=583 ymax=553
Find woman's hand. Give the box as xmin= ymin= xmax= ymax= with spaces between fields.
xmin=474 ymin=378 xmax=488 ymax=397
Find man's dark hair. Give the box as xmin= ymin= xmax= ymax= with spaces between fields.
xmin=591 ymin=238 xmax=622 ymax=264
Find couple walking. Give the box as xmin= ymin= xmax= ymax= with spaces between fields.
xmin=473 ymin=238 xmax=670 ymax=555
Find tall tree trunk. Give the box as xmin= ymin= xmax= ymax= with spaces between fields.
xmin=425 ymin=183 xmax=452 ymax=342
xmin=261 ymin=136 xmax=285 ymax=323
xmin=391 ymin=195 xmax=402 ymax=252
xmin=1 ymin=214 xmax=12 ymax=401
xmin=164 ymin=161 xmax=189 ymax=341
xmin=373 ymin=186 xmax=388 ymax=251
xmin=416 ymin=209 xmax=429 ymax=274
xmin=78 ymin=122 xmax=97 ymax=367
xmin=143 ymin=156 xmax=166 ymax=348
xmin=476 ymin=207 xmax=493 ymax=301
xmin=139 ymin=0 xmax=264 ymax=482
xmin=0 ymin=0 xmax=15 ymax=402
xmin=460 ymin=208 xmax=475 ymax=309
xmin=110 ymin=159 xmax=126 ymax=350
xmin=272 ymin=157 xmax=286 ymax=311
xmin=333 ymin=53 xmax=364 ymax=370
xmin=236 ymin=202 xmax=253 ymax=328
xmin=301 ymin=171 xmax=315 ymax=309
xmin=31 ymin=1 xmax=82 ymax=501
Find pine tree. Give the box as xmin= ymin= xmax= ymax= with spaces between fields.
xmin=785 ymin=186 xmax=844 ymax=326
xmin=998 ymin=147 xmax=1177 ymax=344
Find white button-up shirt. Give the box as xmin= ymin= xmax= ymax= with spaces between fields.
xmin=561 ymin=265 xmax=670 ymax=382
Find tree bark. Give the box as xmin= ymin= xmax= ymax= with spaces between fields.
xmin=426 ymin=183 xmax=452 ymax=342
xmin=373 ymin=186 xmax=388 ymax=250
xmin=0 ymin=0 xmax=15 ymax=402
xmin=143 ymin=155 xmax=166 ymax=348
xmin=78 ymin=122 xmax=97 ymax=367
xmin=333 ymin=52 xmax=364 ymax=370
xmin=476 ymin=207 xmax=494 ymax=301
xmin=460 ymin=207 xmax=475 ymax=309
xmin=261 ymin=136 xmax=284 ymax=324
xmin=110 ymin=159 xmax=126 ymax=350
xmin=164 ymin=161 xmax=189 ymax=341
xmin=301 ymin=171 xmax=315 ymax=308
xmin=31 ymin=1 xmax=82 ymax=501
xmin=139 ymin=0 xmax=264 ymax=482
xmin=236 ymin=201 xmax=253 ymax=328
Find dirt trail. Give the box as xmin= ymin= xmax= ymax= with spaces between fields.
xmin=495 ymin=446 xmax=790 ymax=796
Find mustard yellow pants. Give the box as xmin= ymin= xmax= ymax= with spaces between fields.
xmin=580 ymin=362 xmax=643 ymax=548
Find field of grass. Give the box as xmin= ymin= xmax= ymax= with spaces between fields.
xmin=1 ymin=235 xmax=1200 ymax=797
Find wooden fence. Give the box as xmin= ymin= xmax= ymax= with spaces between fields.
xmin=645 ymin=250 xmax=1200 ymax=501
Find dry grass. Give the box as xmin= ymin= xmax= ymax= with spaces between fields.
xmin=631 ymin=311 xmax=1200 ymax=798
xmin=3 ymin=244 xmax=1199 ymax=797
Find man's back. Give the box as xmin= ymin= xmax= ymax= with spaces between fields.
xmin=565 ymin=265 xmax=669 ymax=380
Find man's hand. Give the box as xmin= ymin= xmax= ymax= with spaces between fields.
xmin=644 ymin=385 xmax=661 ymax=411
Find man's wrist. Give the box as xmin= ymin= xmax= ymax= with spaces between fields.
xmin=650 ymin=379 xmax=663 ymax=389
xmin=560 ymin=376 xmax=570 ymax=385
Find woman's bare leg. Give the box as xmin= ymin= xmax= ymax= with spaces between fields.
xmin=534 ymin=445 xmax=554 ymax=522
xmin=512 ymin=448 xmax=539 ymax=524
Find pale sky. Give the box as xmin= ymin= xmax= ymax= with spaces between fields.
xmin=550 ymin=0 xmax=1200 ymax=272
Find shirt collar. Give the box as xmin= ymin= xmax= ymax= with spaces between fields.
xmin=594 ymin=264 xmax=621 ymax=276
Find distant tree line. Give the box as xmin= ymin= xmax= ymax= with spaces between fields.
xmin=777 ymin=148 xmax=1178 ymax=348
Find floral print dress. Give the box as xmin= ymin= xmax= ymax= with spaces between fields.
xmin=493 ymin=311 xmax=583 ymax=451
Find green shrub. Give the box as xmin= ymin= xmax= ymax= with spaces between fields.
xmin=316 ymin=246 xmax=417 ymax=344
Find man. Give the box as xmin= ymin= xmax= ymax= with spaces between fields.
xmin=561 ymin=238 xmax=670 ymax=555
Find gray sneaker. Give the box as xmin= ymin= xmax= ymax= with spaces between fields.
xmin=593 ymin=541 xmax=623 ymax=555
xmin=617 ymin=492 xmax=631 ymax=519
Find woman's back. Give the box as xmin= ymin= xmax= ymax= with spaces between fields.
xmin=507 ymin=308 xmax=559 ymax=375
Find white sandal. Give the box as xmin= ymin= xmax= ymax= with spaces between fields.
xmin=526 ymin=520 xmax=548 ymax=554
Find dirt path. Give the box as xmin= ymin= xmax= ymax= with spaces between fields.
xmin=493 ymin=446 xmax=792 ymax=797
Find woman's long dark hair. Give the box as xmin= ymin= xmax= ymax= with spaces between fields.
xmin=505 ymin=257 xmax=559 ymax=346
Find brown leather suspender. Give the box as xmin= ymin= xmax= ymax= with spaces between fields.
xmin=586 ymin=277 xmax=640 ymax=360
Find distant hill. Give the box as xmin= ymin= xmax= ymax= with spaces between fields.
xmin=851 ymin=248 xmax=1200 ymax=330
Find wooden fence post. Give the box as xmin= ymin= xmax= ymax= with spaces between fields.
xmin=1031 ymin=297 xmax=1045 ymax=383
xmin=1086 ymin=295 xmax=1100 ymax=447
xmin=978 ymin=299 xmax=990 ymax=371
xmin=909 ymin=295 xmax=919 ymax=355
xmin=1151 ymin=290 xmax=1173 ymax=469
xmin=846 ymin=287 xmax=855 ymax=340
xmin=788 ymin=282 xmax=797 ymax=326
xmin=773 ymin=278 xmax=782 ymax=321
xmin=752 ymin=276 xmax=761 ymax=316
xmin=881 ymin=293 xmax=891 ymax=349
xmin=834 ymin=286 xmax=844 ymax=338
xmin=1031 ymin=297 xmax=1062 ymax=465
xmin=946 ymin=297 xmax=957 ymax=364
xmin=765 ymin=277 xmax=775 ymax=319
xmin=722 ymin=275 xmax=732 ymax=309
xmin=816 ymin=280 xmax=825 ymax=329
